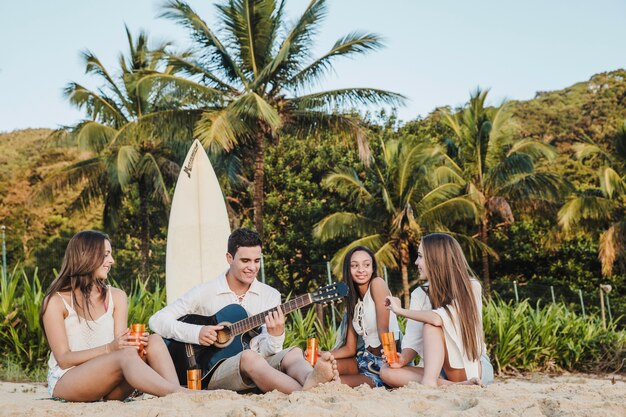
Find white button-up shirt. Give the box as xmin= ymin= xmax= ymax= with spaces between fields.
xmin=149 ymin=273 xmax=285 ymax=357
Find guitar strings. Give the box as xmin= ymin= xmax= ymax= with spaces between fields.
xmin=230 ymin=294 xmax=311 ymax=335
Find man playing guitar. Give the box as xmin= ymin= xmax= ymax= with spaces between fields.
xmin=149 ymin=228 xmax=340 ymax=393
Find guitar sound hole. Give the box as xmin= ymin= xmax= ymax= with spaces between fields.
xmin=216 ymin=327 xmax=232 ymax=345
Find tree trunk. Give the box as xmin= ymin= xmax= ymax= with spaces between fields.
xmin=480 ymin=215 xmax=491 ymax=296
xmin=400 ymin=239 xmax=410 ymax=307
xmin=253 ymin=132 xmax=265 ymax=239
xmin=139 ymin=181 xmax=150 ymax=284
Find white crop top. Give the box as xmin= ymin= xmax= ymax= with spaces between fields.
xmin=48 ymin=287 xmax=115 ymax=371
xmin=352 ymin=285 xmax=400 ymax=348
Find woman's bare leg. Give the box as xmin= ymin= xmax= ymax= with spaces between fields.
xmin=422 ymin=324 xmax=468 ymax=386
xmin=53 ymin=348 xmax=185 ymax=401
xmin=335 ymin=357 xmax=373 ymax=387
xmin=380 ymin=365 xmax=424 ymax=387
xmin=144 ymin=334 xmax=179 ymax=385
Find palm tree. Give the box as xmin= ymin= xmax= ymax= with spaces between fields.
xmin=40 ymin=27 xmax=197 ymax=283
xmin=156 ymin=0 xmax=405 ymax=236
xmin=559 ymin=121 xmax=626 ymax=277
xmin=313 ymin=137 xmax=479 ymax=306
xmin=440 ymin=88 xmax=563 ymax=293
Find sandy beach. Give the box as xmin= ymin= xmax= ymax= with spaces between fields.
xmin=1 ymin=374 xmax=624 ymax=417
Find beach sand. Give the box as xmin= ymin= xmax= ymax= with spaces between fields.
xmin=1 ymin=374 xmax=624 ymax=417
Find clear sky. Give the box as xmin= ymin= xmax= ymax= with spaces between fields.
xmin=1 ymin=0 xmax=625 ymax=132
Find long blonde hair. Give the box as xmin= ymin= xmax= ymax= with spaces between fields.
xmin=421 ymin=233 xmax=483 ymax=361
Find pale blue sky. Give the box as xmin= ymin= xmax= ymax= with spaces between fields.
xmin=1 ymin=0 xmax=625 ymax=132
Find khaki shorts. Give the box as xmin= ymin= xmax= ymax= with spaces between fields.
xmin=207 ymin=347 xmax=296 ymax=391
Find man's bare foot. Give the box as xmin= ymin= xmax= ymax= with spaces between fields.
xmin=302 ymin=351 xmax=340 ymax=390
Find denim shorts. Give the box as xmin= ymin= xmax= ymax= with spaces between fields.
xmin=355 ymin=346 xmax=386 ymax=388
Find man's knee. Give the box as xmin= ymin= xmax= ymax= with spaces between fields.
xmin=239 ymin=350 xmax=266 ymax=374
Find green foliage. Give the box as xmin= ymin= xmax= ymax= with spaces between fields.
xmin=283 ymin=307 xmax=337 ymax=351
xmin=483 ymin=298 xmax=626 ymax=374
xmin=126 ymin=280 xmax=167 ymax=327
xmin=262 ymin=134 xmax=360 ymax=294
xmin=0 ymin=265 xmax=48 ymax=371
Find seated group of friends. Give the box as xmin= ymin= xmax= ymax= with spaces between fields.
xmin=40 ymin=228 xmax=493 ymax=402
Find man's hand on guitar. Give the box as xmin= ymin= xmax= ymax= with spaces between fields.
xmin=265 ymin=306 xmax=285 ymax=336
xmin=198 ymin=325 xmax=224 ymax=346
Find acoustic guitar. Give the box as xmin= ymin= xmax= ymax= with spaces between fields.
xmin=163 ymin=282 xmax=348 ymax=387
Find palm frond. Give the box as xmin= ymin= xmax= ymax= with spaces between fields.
xmin=164 ymin=52 xmax=239 ymax=94
xmin=329 ymin=234 xmax=386 ymax=275
xmin=216 ymin=0 xmax=281 ymax=76
xmin=195 ymin=108 xmax=254 ymax=152
xmin=64 ymin=83 xmax=127 ymax=126
xmin=284 ymin=111 xmax=370 ymax=163
xmin=322 ymin=168 xmax=372 ymax=203
xmin=599 ymin=220 xmax=626 ymax=277
xmin=80 ymin=50 xmax=127 ymax=104
xmin=313 ymin=212 xmax=376 ymax=242
xmin=115 ymin=145 xmax=141 ymax=187
xmin=34 ymin=157 xmax=105 ymax=203
xmin=486 ymin=153 xmax=534 ymax=192
xmin=160 ymin=0 xmax=247 ymax=86
xmin=498 ymin=171 xmax=566 ymax=203
xmin=507 ymin=138 xmax=557 ymax=161
xmin=72 ymin=121 xmax=118 ymax=153
xmin=138 ymin=153 xmax=171 ymax=204
xmin=558 ymin=192 xmax=616 ymax=232
xmin=135 ymin=73 xmax=227 ymax=105
xmin=598 ymin=166 xmax=626 ymax=199
xmin=573 ymin=142 xmax=610 ymax=163
xmin=446 ymin=231 xmax=498 ymax=262
xmin=433 ymin=165 xmax=465 ymax=185
xmin=230 ymin=93 xmax=282 ymax=130
xmin=268 ymin=0 xmax=327 ymax=80
xmin=291 ymin=88 xmax=406 ymax=112
xmin=418 ymin=196 xmax=479 ymax=227
xmin=285 ymin=31 xmax=383 ymax=91
xmin=374 ymin=240 xmax=400 ymax=272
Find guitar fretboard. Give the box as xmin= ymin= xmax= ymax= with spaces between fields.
xmin=229 ymin=293 xmax=312 ymax=336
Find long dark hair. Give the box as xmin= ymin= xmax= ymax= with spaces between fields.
xmin=39 ymin=230 xmax=111 ymax=339
xmin=342 ymin=245 xmax=378 ymax=328
xmin=421 ymin=233 xmax=483 ymax=361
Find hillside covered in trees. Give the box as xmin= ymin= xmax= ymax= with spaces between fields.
xmin=1 ymin=70 xmax=625 ymax=315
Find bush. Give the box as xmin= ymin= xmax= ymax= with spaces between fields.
xmin=483 ymin=298 xmax=626 ymax=374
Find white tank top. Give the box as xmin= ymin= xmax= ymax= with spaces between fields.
xmin=48 ymin=287 xmax=115 ymax=371
xmin=352 ymin=285 xmax=400 ymax=348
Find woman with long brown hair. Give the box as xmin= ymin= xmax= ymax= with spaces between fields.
xmin=40 ymin=230 xmax=187 ymax=401
xmin=380 ymin=233 xmax=491 ymax=387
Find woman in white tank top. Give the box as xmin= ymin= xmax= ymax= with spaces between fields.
xmin=40 ymin=230 xmax=189 ymax=401
xmin=331 ymin=246 xmax=400 ymax=387
xmin=381 ymin=233 xmax=488 ymax=387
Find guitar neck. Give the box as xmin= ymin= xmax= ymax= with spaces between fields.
xmin=228 ymin=293 xmax=313 ymax=336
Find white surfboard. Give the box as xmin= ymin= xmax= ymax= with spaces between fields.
xmin=166 ymin=139 xmax=231 ymax=304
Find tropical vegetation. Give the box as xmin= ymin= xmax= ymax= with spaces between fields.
xmin=155 ymin=0 xmax=404 ymax=236
xmin=2 ymin=0 xmax=626 ymax=380
xmin=38 ymin=27 xmax=197 ymax=283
